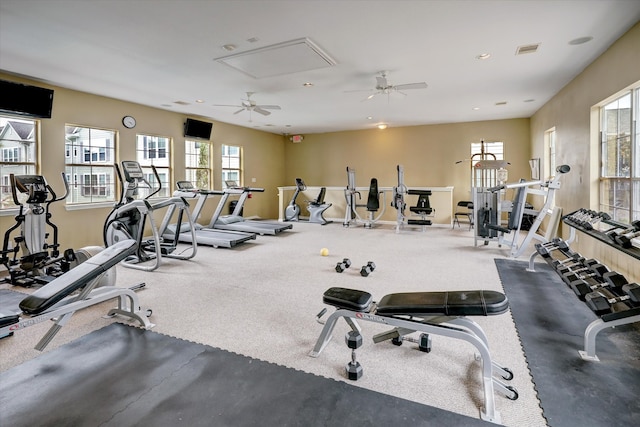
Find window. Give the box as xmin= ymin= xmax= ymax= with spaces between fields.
xmin=185 ymin=139 xmax=212 ymax=189
xmin=599 ymin=86 xmax=639 ymax=223
xmin=471 ymin=141 xmax=504 ymax=161
xmin=221 ymin=144 xmax=241 ymax=188
xmin=65 ymin=125 xmax=116 ymax=204
xmin=470 ymin=141 xmax=504 ymax=188
xmin=0 ymin=116 xmax=37 ymax=209
xmin=136 ymin=134 xmax=171 ymax=197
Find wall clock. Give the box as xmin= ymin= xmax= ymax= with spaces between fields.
xmin=122 ymin=115 xmax=136 ymax=129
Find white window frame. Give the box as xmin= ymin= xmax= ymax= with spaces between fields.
xmin=64 ymin=125 xmax=116 ymax=206
xmin=221 ymin=144 xmax=242 ymax=188
xmin=598 ymin=85 xmax=639 ymax=224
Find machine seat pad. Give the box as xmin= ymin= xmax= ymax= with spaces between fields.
xmin=377 ymin=290 xmax=508 ymax=316
xmin=409 ymin=207 xmax=433 ymax=215
xmin=323 ymin=287 xmax=373 ymax=311
xmin=19 ymin=240 xmax=137 ymax=315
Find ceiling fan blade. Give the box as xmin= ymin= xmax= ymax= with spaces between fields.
xmin=393 ymin=82 xmax=428 ymax=90
xmin=253 ymin=106 xmax=271 ymax=116
xmin=257 ymin=105 xmax=281 ymax=110
xmin=212 ymin=104 xmax=243 ymax=107
xmin=233 ymin=108 xmax=245 ymax=115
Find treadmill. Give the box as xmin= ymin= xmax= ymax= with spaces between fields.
xmin=160 ymin=182 xmax=256 ymax=248
xmin=209 ymin=183 xmax=293 ymax=235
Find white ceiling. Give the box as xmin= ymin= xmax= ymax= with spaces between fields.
xmin=1 ymin=0 xmax=639 ymax=135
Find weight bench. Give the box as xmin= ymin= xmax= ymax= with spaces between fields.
xmin=309 ymin=287 xmax=517 ymax=424
xmin=0 ymin=239 xmax=154 ymax=351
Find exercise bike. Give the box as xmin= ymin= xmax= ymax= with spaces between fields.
xmin=103 ymin=160 xmax=197 ymax=271
xmin=284 ymin=178 xmax=306 ymax=221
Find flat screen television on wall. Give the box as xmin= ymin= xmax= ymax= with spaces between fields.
xmin=0 ymin=80 xmax=54 ymax=118
xmin=184 ymin=118 xmax=213 ymax=140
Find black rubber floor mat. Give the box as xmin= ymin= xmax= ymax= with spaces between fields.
xmin=495 ymin=258 xmax=640 ymax=427
xmin=0 ymin=322 xmax=493 ymax=427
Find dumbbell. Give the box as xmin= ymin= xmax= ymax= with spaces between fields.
xmin=360 ymin=261 xmax=376 ymax=277
xmin=622 ymin=283 xmax=640 ymax=302
xmin=615 ymin=229 xmax=640 ymax=249
xmin=606 ymin=220 xmax=640 ymax=243
xmin=585 ymin=290 xmax=633 ymax=315
xmin=561 ymin=262 xmax=609 ymax=285
xmin=556 ymin=258 xmax=599 ymax=276
xmin=391 ymin=333 xmax=432 ymax=353
xmin=535 ymin=239 xmax=570 ymax=258
xmin=570 ymin=271 xmax=629 ymax=300
xmin=582 ymin=211 xmax=611 ymax=230
xmin=335 ymin=258 xmax=352 ymax=273
xmin=345 ymin=330 xmax=363 ymax=380
xmin=550 ymin=253 xmax=588 ymax=272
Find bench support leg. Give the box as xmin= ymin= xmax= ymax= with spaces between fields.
xmin=579 ymin=314 xmax=640 ymax=361
xmin=309 ymin=309 xmax=508 ymax=424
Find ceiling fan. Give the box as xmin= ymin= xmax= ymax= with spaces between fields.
xmin=213 ymin=92 xmax=281 ymax=120
xmin=347 ymin=72 xmax=428 ymax=101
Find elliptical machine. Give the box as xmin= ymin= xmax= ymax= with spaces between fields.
xmin=0 ymin=173 xmax=96 ymax=287
xmin=284 ymin=178 xmax=306 ymax=221
xmin=103 ymin=160 xmax=197 ymax=271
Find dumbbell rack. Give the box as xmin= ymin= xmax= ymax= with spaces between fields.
xmin=533 ymin=237 xmax=640 ymax=361
xmin=562 ymin=209 xmax=640 ymax=260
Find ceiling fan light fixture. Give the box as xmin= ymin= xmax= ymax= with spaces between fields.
xmin=377 ymin=123 xmax=388 ymax=130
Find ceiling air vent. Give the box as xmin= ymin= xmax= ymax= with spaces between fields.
xmin=214 ymin=37 xmax=337 ymax=79
xmin=515 ymin=43 xmax=540 ymax=55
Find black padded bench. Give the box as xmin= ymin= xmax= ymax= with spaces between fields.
xmin=311 ymin=287 xmax=515 ymax=424
xmin=322 ymin=287 xmax=509 ymax=316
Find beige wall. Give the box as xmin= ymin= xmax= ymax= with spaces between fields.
xmin=530 ymin=22 xmax=640 ymax=282
xmin=0 ymin=73 xmax=285 ymax=248
xmin=283 ymin=118 xmax=532 ymax=223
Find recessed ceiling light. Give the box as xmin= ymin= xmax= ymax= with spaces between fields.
xmin=569 ymin=36 xmax=593 ymax=45
xmin=476 ymin=53 xmax=491 ymax=60
xmin=222 ymin=44 xmax=236 ymax=52
xmin=195 ymin=99 xmax=205 ymax=103
xmin=367 ymin=116 xmax=373 ymax=120
xmin=472 ymin=107 xmax=480 ymax=111
xmin=377 ymin=123 xmax=388 ymax=130
xmin=303 ymin=82 xmax=313 ymax=87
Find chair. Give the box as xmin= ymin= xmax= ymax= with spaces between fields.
xmin=453 ymin=200 xmax=474 ymax=229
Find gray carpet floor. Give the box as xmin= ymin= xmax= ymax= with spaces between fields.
xmin=1 ymin=222 xmax=547 ymax=426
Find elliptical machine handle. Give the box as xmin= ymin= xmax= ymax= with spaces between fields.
xmin=9 ymin=174 xmax=21 ymax=206
xmin=52 ymin=172 xmax=70 ymax=203
xmin=145 ymin=165 xmax=162 ymax=199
